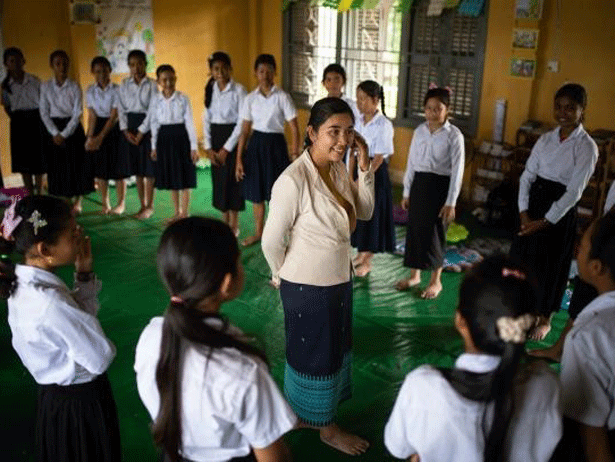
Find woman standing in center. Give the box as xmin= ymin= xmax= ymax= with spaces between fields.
xmin=262 ymin=97 xmax=374 ymax=456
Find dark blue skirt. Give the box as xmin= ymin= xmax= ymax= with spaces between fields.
xmin=351 ymin=162 xmax=395 ymax=253
xmin=93 ymin=117 xmax=130 ymax=180
xmin=509 ymin=176 xmax=577 ymax=316
xmin=243 ymin=131 xmax=289 ymax=203
xmin=47 ymin=117 xmax=95 ymax=197
xmin=9 ymin=109 xmax=47 ymax=174
xmin=155 ymin=124 xmax=197 ymax=190
xmin=280 ymin=279 xmax=352 ymax=427
xmin=122 ymin=112 xmax=155 ymax=178
xmin=211 ymin=123 xmax=245 ymax=212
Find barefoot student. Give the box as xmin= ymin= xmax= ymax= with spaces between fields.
xmin=510 ymin=83 xmax=598 ymax=340
xmin=262 ymin=98 xmax=374 ymax=455
xmin=396 ymin=85 xmax=464 ymax=299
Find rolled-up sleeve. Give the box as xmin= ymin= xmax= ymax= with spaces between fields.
xmin=445 ymin=130 xmax=465 ymax=206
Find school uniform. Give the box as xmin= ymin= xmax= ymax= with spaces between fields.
xmin=351 ymin=111 xmax=396 ymax=253
xmin=262 ymin=150 xmax=374 ymax=426
xmin=7 ymin=265 xmax=120 ymax=462
xmin=119 ymin=75 xmax=158 ymax=177
xmin=384 ymin=354 xmax=562 ymax=462
xmin=510 ymin=125 xmax=598 ymax=317
xmin=560 ymin=290 xmax=615 ymax=456
xmin=1 ymin=72 xmax=47 ymax=175
xmin=86 ymin=82 xmax=130 ymax=180
xmin=148 ymin=91 xmax=198 ymax=190
xmin=240 ymin=85 xmax=297 ymax=203
xmin=340 ymin=94 xmax=360 ymax=123
xmin=135 ymin=317 xmax=297 ymax=462
xmin=40 ymin=78 xmax=94 ymax=197
xmin=402 ymin=120 xmax=465 ymax=269
xmin=203 ymin=79 xmax=247 ymax=212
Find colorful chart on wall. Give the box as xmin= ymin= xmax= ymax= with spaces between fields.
xmin=95 ymin=0 xmax=155 ymax=74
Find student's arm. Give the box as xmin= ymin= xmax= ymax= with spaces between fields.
xmin=371 ymin=155 xmax=385 ymax=172
xmin=440 ymin=130 xmax=465 ymax=225
xmin=202 ymin=106 xmax=217 ymax=164
xmin=579 ymin=424 xmax=614 ymax=462
xmin=92 ymin=107 xmax=119 ymax=150
xmin=282 ymin=92 xmax=299 ymax=160
xmin=288 ymin=117 xmax=300 ymax=160
xmin=235 ymin=120 xmax=252 ymax=181
xmin=402 ymin=133 xmax=419 ymax=210
xmin=147 ymin=100 xmax=159 ymax=160
xmin=39 ymin=83 xmax=61 ymax=138
xmin=182 ymin=96 xmax=199 ymax=163
xmin=61 ymin=83 xmax=83 ymax=139
xmin=84 ymin=108 xmax=98 ymax=151
xmin=253 ymin=438 xmax=292 ymax=462
xmin=220 ymin=87 xmax=247 ymax=157
xmin=1 ymin=88 xmax=10 ymax=115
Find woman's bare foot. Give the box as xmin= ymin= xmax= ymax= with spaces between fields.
xmin=395 ymin=275 xmax=421 ymax=291
xmin=242 ymin=235 xmax=261 ymax=246
xmin=111 ymin=204 xmax=125 ymax=215
xmin=528 ymin=315 xmax=552 ymax=341
xmin=319 ymin=424 xmax=369 ymax=456
xmin=355 ymin=262 xmax=371 ymax=277
xmin=421 ymin=281 xmax=443 ymax=299
xmin=527 ymin=343 xmax=563 ymax=362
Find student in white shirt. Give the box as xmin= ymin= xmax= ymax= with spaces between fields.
xmin=134 ymin=217 xmax=296 ymax=462
xmin=2 ymin=195 xmax=120 ymax=462
xmin=510 ymin=83 xmax=598 ymax=340
xmin=350 ymin=80 xmax=395 ymax=277
xmin=385 ymin=255 xmax=562 ymax=462
xmin=321 ymin=63 xmax=360 ymax=122
xmin=39 ymin=50 xmax=94 ymax=214
xmin=235 ymin=54 xmax=300 ymax=247
xmin=559 ymin=211 xmax=615 ymax=460
xmin=203 ymin=51 xmax=247 ymax=236
xmin=85 ymin=56 xmax=129 ymax=215
xmin=119 ymin=49 xmax=158 ymax=219
xmin=262 ymin=98 xmax=373 ymax=456
xmin=396 ymin=86 xmax=465 ymax=299
xmin=148 ymin=64 xmax=198 ymax=222
xmin=1 ymin=47 xmax=46 ymax=194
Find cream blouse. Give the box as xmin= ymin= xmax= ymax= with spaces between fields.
xmin=262 ymin=149 xmax=375 ymax=287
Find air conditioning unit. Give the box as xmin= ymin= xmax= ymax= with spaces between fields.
xmin=69 ymin=1 xmax=101 ymax=25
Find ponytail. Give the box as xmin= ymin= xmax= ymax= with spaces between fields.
xmin=357 ymin=80 xmax=386 ymax=117
xmin=204 ymin=77 xmax=215 ymax=108
xmin=379 ymin=85 xmax=386 ymax=117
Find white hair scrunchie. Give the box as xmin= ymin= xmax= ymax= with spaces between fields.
xmin=496 ymin=314 xmax=535 ymax=343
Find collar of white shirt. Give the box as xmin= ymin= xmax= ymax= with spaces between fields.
xmin=15 ymin=264 xmax=68 ymax=291
xmin=423 ymin=119 xmax=452 ymax=136
xmin=9 ymin=73 xmax=32 ymax=86
xmin=455 ymin=353 xmax=501 ymax=373
xmin=360 ymin=111 xmax=385 ymax=127
xmin=575 ymin=290 xmax=615 ymax=325
xmin=258 ymin=84 xmax=280 ymax=98
xmin=53 ymin=78 xmax=71 ymax=90
xmin=555 ymin=123 xmax=585 ymax=142
xmin=161 ymin=90 xmax=179 ymax=102
xmin=216 ymin=79 xmax=235 ymax=94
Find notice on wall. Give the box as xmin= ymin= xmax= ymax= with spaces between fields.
xmin=96 ymin=0 xmax=155 ymax=74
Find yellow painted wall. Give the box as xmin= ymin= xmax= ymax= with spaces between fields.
xmin=2 ymin=0 xmax=614 ymax=189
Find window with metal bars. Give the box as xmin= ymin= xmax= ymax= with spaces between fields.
xmin=282 ymin=0 xmax=403 ymax=117
xmin=396 ymin=0 xmax=487 ymax=135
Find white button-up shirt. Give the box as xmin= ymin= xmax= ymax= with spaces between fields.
xmin=202 ymin=79 xmax=247 ymax=152
xmin=135 ymin=317 xmax=297 ymax=461
xmin=239 ymin=85 xmax=297 ymax=134
xmin=146 ymin=91 xmax=198 ymax=151
xmin=118 ymin=75 xmax=158 ymax=132
xmin=1 ymin=72 xmax=41 ymax=112
xmin=262 ymin=150 xmax=375 ymax=286
xmin=561 ymin=290 xmax=615 ymax=429
xmin=384 ymin=354 xmax=562 ymax=462
xmin=402 ymin=121 xmax=465 ymax=206
xmin=355 ymin=111 xmax=394 ymax=159
xmin=605 ymin=181 xmax=615 ymax=214
xmin=518 ymin=124 xmax=599 ymax=224
xmin=7 ymin=265 xmax=116 ymax=385
xmin=86 ymin=82 xmax=120 ymax=118
xmin=39 ymin=78 xmax=83 ymax=138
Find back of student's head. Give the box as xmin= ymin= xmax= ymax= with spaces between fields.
xmin=152 ymin=217 xmax=266 ymax=461
xmin=254 ymin=53 xmax=276 ymax=71
xmin=455 ymin=254 xmax=538 ymax=462
xmin=204 ymin=51 xmax=232 ymax=108
xmin=322 ymin=63 xmax=346 ymax=83
xmin=357 ymin=80 xmax=386 ymax=116
xmin=555 ymin=83 xmax=587 ymax=109
xmin=588 ymin=211 xmax=615 ymax=280
xmin=0 ymin=195 xmax=73 ymax=299
xmin=305 ymin=97 xmax=355 ymax=148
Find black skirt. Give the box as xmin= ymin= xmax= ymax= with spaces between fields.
xmin=280 ymin=279 xmax=353 ymax=427
xmin=163 ymin=451 xmax=256 ymax=462
xmin=93 ymin=117 xmax=130 ymax=180
xmin=36 ymin=373 xmax=121 ymax=462
xmin=155 ymin=124 xmax=197 ymax=190
xmin=509 ymin=176 xmax=577 ymax=316
xmin=351 ymin=162 xmax=395 ymax=253
xmin=122 ymin=112 xmax=156 ymax=178
xmin=47 ymin=117 xmax=95 ymax=197
xmin=211 ymin=123 xmax=245 ymax=212
xmin=403 ymin=172 xmax=450 ymax=270
xmin=9 ymin=109 xmax=47 ymax=174
xmin=243 ymin=131 xmax=289 ymax=203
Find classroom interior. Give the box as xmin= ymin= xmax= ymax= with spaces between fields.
xmin=1 ymin=0 xmax=615 ymax=460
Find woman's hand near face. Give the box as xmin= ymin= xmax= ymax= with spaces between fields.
xmin=353 ymin=131 xmax=370 ymax=172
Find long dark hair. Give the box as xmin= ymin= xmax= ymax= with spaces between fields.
xmin=322 ymin=63 xmax=347 ymax=84
xmin=0 ymin=196 xmax=73 ymax=299
xmin=424 ymin=87 xmax=451 ymax=107
xmin=444 ymin=254 xmax=538 ymax=462
xmin=152 ymin=217 xmax=267 ymax=461
xmin=304 ymin=97 xmax=355 ymax=149
xmin=204 ymin=51 xmax=232 ymax=109
xmin=2 ymin=47 xmax=24 ymax=94
xmin=555 ymin=83 xmax=587 ymax=109
xmin=357 ymin=80 xmax=385 ymax=116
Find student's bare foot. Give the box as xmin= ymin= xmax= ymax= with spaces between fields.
xmin=320 ymin=424 xmax=369 ymax=456
xmin=355 ymin=262 xmax=371 ymax=277
xmin=111 ymin=204 xmax=125 ymax=215
xmin=242 ymin=235 xmax=261 ymax=246
xmin=72 ymin=204 xmax=83 ymax=215
xmin=395 ymin=275 xmax=421 ymax=291
xmin=233 ymin=228 xmax=240 ymax=238
xmin=527 ymin=343 xmax=563 ymax=362
xmin=421 ymin=281 xmax=443 ymax=299
xmin=528 ymin=316 xmax=552 ymax=341
xmin=134 ymin=207 xmax=153 ymax=219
